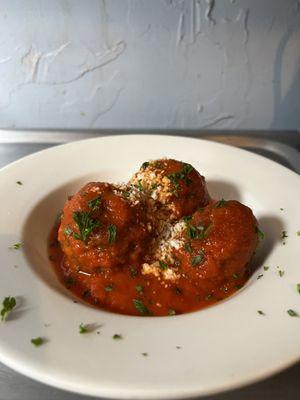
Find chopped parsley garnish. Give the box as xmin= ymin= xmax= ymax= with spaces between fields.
xmin=167 ymin=163 xmax=194 ymax=190
xmin=79 ymin=323 xmax=90 ymax=334
xmin=108 ymin=224 xmax=117 ymax=244
xmin=214 ymin=199 xmax=227 ymax=208
xmin=255 ymin=227 xmax=265 ymax=240
xmin=263 ymin=266 xmax=269 ymax=271
xmin=176 ymin=346 xmax=181 ymax=349
xmin=135 ymin=285 xmax=144 ymax=294
xmin=122 ymin=190 xmax=131 ymax=198
xmin=16 ymin=181 xmax=23 ymax=185
xmin=64 ymin=276 xmax=75 ymax=287
xmin=191 ymin=250 xmax=205 ymax=267
xmin=88 ymin=196 xmax=101 ymax=211
xmin=105 ymin=284 xmax=114 ymax=292
xmin=278 ymin=269 xmax=284 ymax=277
xmin=236 ymin=284 xmax=243 ymax=290
xmin=287 ymin=309 xmax=298 ymax=317
xmin=159 ymin=260 xmax=168 ymax=270
xmin=113 ymin=334 xmax=123 ymax=340
xmin=184 ymin=218 xmax=212 ymax=240
xmin=205 ymin=294 xmax=213 ymax=300
xmin=297 ymin=284 xmax=300 ymax=294
xmin=232 ymin=273 xmax=238 ymax=279
xmin=141 ymin=162 xmax=149 ymax=169
xmin=136 ymin=179 xmax=144 ymax=192
xmin=257 ymin=274 xmax=263 ymax=280
xmin=257 ymin=310 xmax=265 ymax=316
xmin=168 ymin=309 xmax=176 ymax=316
xmin=281 ymin=230 xmax=288 ymax=244
xmin=64 ymin=226 xmax=73 ymax=236
xmin=31 ymin=337 xmax=44 ymax=346
xmin=9 ymin=242 xmax=22 ymax=250
xmin=129 ymin=266 xmax=138 ymax=278
xmin=151 ymin=183 xmax=158 ymax=191
xmin=73 ymin=211 xmax=100 ymax=242
xmin=184 ymin=242 xmax=192 ymax=253
xmin=142 ymin=352 xmax=148 ymax=356
xmin=297 ymin=231 xmax=300 ymax=236
xmin=133 ymin=299 xmax=150 ymax=315
xmin=1 ymin=296 xmax=16 ymax=321
xmin=280 ymin=208 xmax=284 ymax=211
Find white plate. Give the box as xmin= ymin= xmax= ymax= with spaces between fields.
xmin=0 ymin=135 xmax=300 ymax=399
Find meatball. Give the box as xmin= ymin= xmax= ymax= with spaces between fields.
xmin=173 ymin=199 xmax=259 ymax=295
xmin=129 ymin=159 xmax=210 ymax=221
xmin=58 ymin=182 xmax=153 ymax=275
xmin=141 ymin=199 xmax=259 ymax=311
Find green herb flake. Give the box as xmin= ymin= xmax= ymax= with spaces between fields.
xmin=185 ymin=218 xmax=213 ymax=240
xmin=64 ymin=226 xmax=73 ymax=236
xmin=287 ymin=309 xmax=298 ymax=317
xmin=113 ymin=334 xmax=123 ymax=340
xmin=122 ymin=191 xmax=131 ymax=198
xmin=16 ymin=181 xmax=23 ymax=185
xmin=1 ymin=296 xmax=16 ymax=321
xmin=167 ymin=163 xmax=194 ymax=190
xmin=73 ymin=211 xmax=100 ymax=242
xmin=142 ymin=352 xmax=148 ymax=356
xmin=263 ymin=266 xmax=269 ymax=271
xmin=141 ymin=162 xmax=149 ymax=169
xmin=280 ymin=208 xmax=284 ymax=211
xmin=129 ymin=266 xmax=138 ymax=278
xmin=205 ymin=294 xmax=213 ymax=300
xmin=232 ymin=273 xmax=238 ymax=279
xmin=257 ymin=274 xmax=263 ymax=280
xmin=278 ymin=270 xmax=285 ymax=277
xmin=257 ymin=310 xmax=265 ymax=316
xmin=9 ymin=242 xmax=22 ymax=250
xmin=168 ymin=309 xmax=176 ymax=316
xmin=31 ymin=337 xmax=44 ymax=346
xmin=297 ymin=230 xmax=300 ymax=236
xmin=255 ymin=226 xmax=265 ymax=240
xmin=184 ymin=242 xmax=192 ymax=253
xmin=79 ymin=323 xmax=90 ymax=334
xmin=136 ymin=179 xmax=144 ymax=192
xmin=88 ymin=196 xmax=102 ymax=211
xmin=65 ymin=276 xmax=75 ymax=287
xmin=159 ymin=260 xmax=168 ymax=270
xmin=108 ymin=224 xmax=117 ymax=244
xmin=191 ymin=250 xmax=205 ymax=267
xmin=176 ymin=346 xmax=181 ymax=349
xmin=297 ymin=284 xmax=300 ymax=294
xmin=135 ymin=285 xmax=144 ymax=294
xmin=214 ymin=199 xmax=227 ymax=208
xmin=133 ymin=299 xmax=150 ymax=315
xmin=105 ymin=284 xmax=114 ymax=292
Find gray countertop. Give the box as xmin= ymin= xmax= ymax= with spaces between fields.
xmin=0 ymin=130 xmax=299 ymax=400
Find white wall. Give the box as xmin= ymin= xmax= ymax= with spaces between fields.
xmin=0 ymin=0 xmax=299 ymax=131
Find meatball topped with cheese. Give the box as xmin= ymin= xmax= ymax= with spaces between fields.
xmin=141 ymin=200 xmax=259 ymax=308
xmin=129 ymin=159 xmax=210 ymax=221
xmin=58 ymin=182 xmax=153 ymax=275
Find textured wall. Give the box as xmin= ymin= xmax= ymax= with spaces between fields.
xmin=0 ymin=0 xmax=299 ymax=130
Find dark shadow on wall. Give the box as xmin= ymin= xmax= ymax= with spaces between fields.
xmin=271 ymin=23 xmax=300 ymax=130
